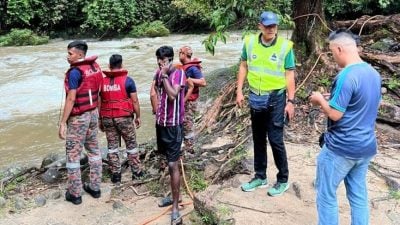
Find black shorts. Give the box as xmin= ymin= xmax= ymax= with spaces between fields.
xmin=156 ymin=124 xmax=183 ymax=162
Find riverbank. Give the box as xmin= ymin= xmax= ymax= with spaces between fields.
xmin=0 ymin=66 xmax=399 ymax=225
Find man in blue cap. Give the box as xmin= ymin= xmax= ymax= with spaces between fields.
xmin=236 ymin=11 xmax=296 ymax=196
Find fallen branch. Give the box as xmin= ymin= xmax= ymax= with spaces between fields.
xmin=130 ymin=186 xmax=150 ymax=196
xmin=196 ymin=81 xmax=236 ymax=135
xmin=215 ymin=134 xmax=251 ymax=162
xmin=217 ymin=200 xmax=286 ymax=214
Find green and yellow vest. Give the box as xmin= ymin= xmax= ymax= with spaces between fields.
xmin=245 ymin=34 xmax=293 ymax=95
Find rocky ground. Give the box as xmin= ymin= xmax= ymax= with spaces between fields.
xmin=0 ymin=140 xmax=398 ymax=225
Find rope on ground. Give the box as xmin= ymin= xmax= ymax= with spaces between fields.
xmin=137 ymin=158 xmax=195 ymax=225
xmin=138 ymin=201 xmax=193 ymax=225
xmin=295 ymin=53 xmax=325 ymax=93
xmin=180 ymin=158 xmax=195 ymax=200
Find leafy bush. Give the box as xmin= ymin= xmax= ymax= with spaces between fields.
xmin=129 ymin=21 xmax=170 ymax=38
xmin=82 ymin=0 xmax=137 ymax=33
xmin=324 ymin=0 xmax=400 ymax=18
xmin=0 ymin=29 xmax=49 ymax=46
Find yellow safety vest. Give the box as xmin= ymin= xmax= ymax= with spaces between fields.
xmin=245 ymin=34 xmax=293 ymax=95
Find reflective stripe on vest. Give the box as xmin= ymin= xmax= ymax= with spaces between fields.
xmin=245 ymin=34 xmax=293 ymax=94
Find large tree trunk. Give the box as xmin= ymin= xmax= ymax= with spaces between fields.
xmin=292 ymin=0 xmax=327 ymax=60
xmin=0 ymin=0 xmax=7 ymax=31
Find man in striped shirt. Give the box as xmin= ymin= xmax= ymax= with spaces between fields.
xmin=150 ymin=46 xmax=186 ymax=225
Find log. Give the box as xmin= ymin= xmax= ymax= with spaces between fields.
xmin=360 ymin=52 xmax=400 ymax=64
xmin=196 ymin=81 xmax=236 ymax=134
xmin=334 ymin=14 xmax=400 ymax=34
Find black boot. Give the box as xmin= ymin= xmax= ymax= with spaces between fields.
xmin=111 ymin=173 xmax=121 ymax=184
xmin=83 ymin=183 xmax=101 ymax=198
xmin=132 ymin=171 xmax=144 ymax=180
xmin=65 ymin=191 xmax=82 ymax=205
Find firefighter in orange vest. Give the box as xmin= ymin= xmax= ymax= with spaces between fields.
xmin=99 ymin=54 xmax=143 ymax=183
xmin=59 ymin=40 xmax=103 ymax=205
xmin=178 ymin=46 xmax=206 ymax=154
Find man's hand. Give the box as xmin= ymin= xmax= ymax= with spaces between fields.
xmin=309 ymin=91 xmax=325 ymax=106
xmin=284 ymin=102 xmax=295 ymax=121
xmin=236 ymin=90 xmax=245 ymax=108
xmin=160 ymin=61 xmax=170 ymax=75
xmin=58 ymin=123 xmax=66 ymax=140
xmin=187 ymin=78 xmax=194 ymax=88
xmin=135 ymin=117 xmax=141 ymax=129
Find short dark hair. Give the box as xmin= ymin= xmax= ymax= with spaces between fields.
xmin=156 ymin=46 xmax=174 ymax=62
xmin=109 ymin=54 xmax=123 ymax=69
xmin=67 ymin=40 xmax=88 ymax=55
xmin=328 ymin=28 xmax=360 ymax=45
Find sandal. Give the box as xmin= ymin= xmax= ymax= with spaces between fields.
xmin=158 ymin=196 xmax=182 ymax=207
xmin=171 ymin=211 xmax=182 ymax=225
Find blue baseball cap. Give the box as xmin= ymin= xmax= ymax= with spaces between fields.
xmin=260 ymin=11 xmax=279 ymax=26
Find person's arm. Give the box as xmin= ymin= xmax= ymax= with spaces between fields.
xmin=188 ymin=67 xmax=206 ymax=87
xmin=235 ymin=60 xmax=248 ymax=108
xmin=59 ymin=89 xmax=76 ymax=139
xmin=98 ymin=95 xmax=104 ymax=132
xmin=98 ymin=76 xmax=104 ymax=132
xmin=283 ymin=47 xmax=296 ymax=120
xmin=59 ymin=69 xmax=80 ymax=139
xmin=284 ymin=69 xmax=296 ymax=120
xmin=309 ymin=92 xmax=343 ymax=121
xmin=126 ymin=76 xmax=141 ymax=127
xmin=184 ymin=78 xmax=194 ymax=102
xmin=189 ymin=77 xmax=206 ymax=87
xmin=161 ymin=74 xmax=182 ymax=101
xmin=130 ymin=92 xmax=141 ymax=128
xmin=150 ymin=80 xmax=158 ymax=114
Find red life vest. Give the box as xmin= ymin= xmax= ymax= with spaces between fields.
xmin=64 ymin=56 xmax=103 ymax=116
xmin=176 ymin=58 xmax=202 ymax=101
xmin=100 ymin=69 xmax=134 ymax=118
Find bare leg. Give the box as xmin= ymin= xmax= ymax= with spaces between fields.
xmin=169 ymin=161 xmax=180 ymax=214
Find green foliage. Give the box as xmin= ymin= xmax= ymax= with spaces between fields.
xmin=187 ymin=169 xmax=208 ymax=192
xmin=387 ymin=77 xmax=400 ymax=90
xmin=318 ymin=75 xmax=332 ymax=87
xmin=129 ymin=21 xmax=170 ymax=38
xmin=0 ymin=29 xmax=49 ymax=46
xmin=134 ymin=0 xmax=172 ymax=24
xmin=175 ymin=0 xmax=294 ymax=55
xmin=324 ymin=0 xmax=399 ymax=18
xmin=82 ymin=0 xmax=137 ymax=33
xmin=146 ymin=180 xmax=163 ymax=195
xmin=296 ymin=87 xmax=310 ymax=101
xmin=389 ymin=189 xmax=400 ymax=200
xmin=6 ymin=0 xmax=33 ymax=27
xmin=203 ymin=32 xmax=228 ymax=55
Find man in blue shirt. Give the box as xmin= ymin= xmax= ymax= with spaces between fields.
xmin=309 ymin=29 xmax=381 ymax=225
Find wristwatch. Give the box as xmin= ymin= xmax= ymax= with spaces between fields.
xmin=287 ymin=99 xmax=295 ymax=105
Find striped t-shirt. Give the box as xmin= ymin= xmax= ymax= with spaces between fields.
xmin=154 ymin=67 xmax=186 ymax=127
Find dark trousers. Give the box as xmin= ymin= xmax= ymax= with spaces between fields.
xmin=250 ymin=92 xmax=289 ymax=183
